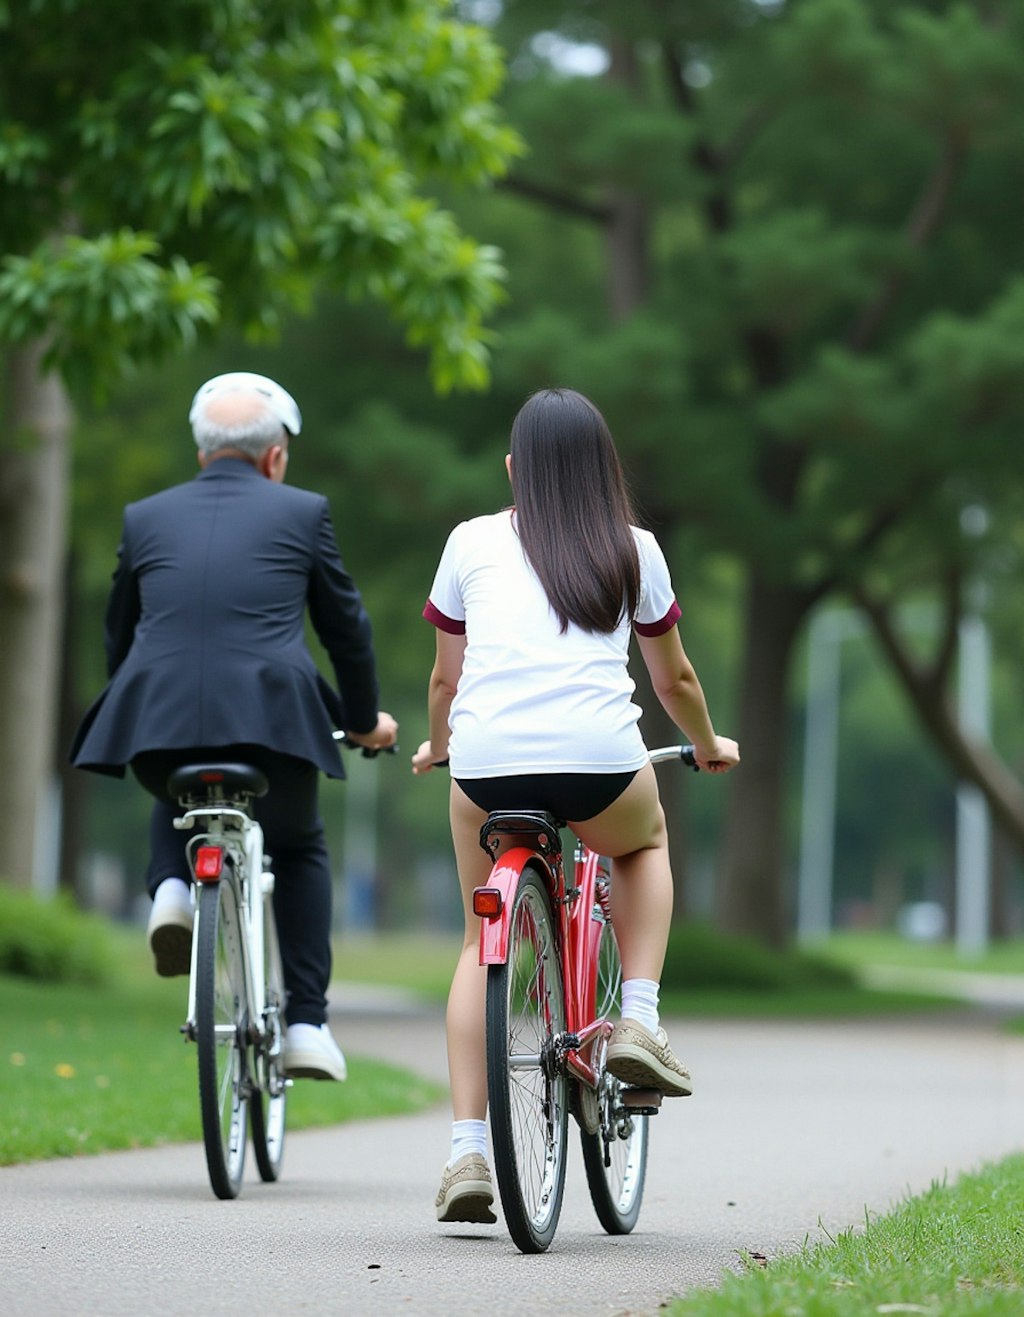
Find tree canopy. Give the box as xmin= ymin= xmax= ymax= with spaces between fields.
xmin=0 ymin=0 xmax=521 ymax=888
xmin=26 ymin=0 xmax=1024 ymax=941
xmin=0 ymin=0 xmax=522 ymax=391
xmin=452 ymin=0 xmax=1024 ymax=943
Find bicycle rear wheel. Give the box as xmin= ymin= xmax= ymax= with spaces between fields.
xmin=580 ymin=910 xmax=649 ymax=1234
xmin=486 ymin=864 xmax=568 ymax=1253
xmin=196 ymin=877 xmax=249 ymax=1200
xmin=250 ymin=889 xmax=287 ymax=1183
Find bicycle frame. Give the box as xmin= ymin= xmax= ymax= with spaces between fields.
xmin=177 ymin=805 xmax=270 ymax=1046
xmin=475 ymin=745 xmax=697 ymax=1094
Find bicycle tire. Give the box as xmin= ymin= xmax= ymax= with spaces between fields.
xmin=486 ymin=864 xmax=568 ymax=1253
xmin=196 ymin=877 xmax=249 ymax=1200
xmin=580 ymin=912 xmax=648 ymax=1234
xmin=250 ymin=888 xmax=287 ymax=1183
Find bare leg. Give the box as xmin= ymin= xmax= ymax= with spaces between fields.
xmin=446 ymin=781 xmax=493 ymax=1121
xmin=571 ymin=765 xmax=693 ymax=1095
xmin=569 ymin=764 xmax=672 ymax=982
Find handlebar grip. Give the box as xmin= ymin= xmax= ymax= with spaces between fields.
xmin=334 ymin=731 xmax=399 ymax=759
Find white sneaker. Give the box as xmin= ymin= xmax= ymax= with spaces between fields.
xmin=282 ymin=1023 xmax=348 ymax=1081
xmin=147 ymin=878 xmax=194 ymax=978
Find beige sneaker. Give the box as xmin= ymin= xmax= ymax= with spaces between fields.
xmin=606 ymin=1019 xmax=693 ymax=1097
xmin=435 ymin=1153 xmax=497 ymax=1224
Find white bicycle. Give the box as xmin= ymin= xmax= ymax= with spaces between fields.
xmin=170 ymin=761 xmax=287 ymax=1200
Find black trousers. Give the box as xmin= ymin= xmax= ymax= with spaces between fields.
xmin=132 ymin=745 xmax=333 ymax=1028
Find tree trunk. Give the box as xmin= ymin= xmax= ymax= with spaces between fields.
xmin=605 ymin=38 xmax=649 ymax=320
xmin=0 ymin=344 xmax=73 ymax=888
xmin=715 ymin=572 xmax=809 ymax=947
xmin=58 ymin=549 xmax=88 ymax=896
xmin=859 ymin=593 xmax=1024 ymax=858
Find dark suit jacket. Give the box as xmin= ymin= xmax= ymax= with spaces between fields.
xmin=71 ymin=458 xmax=379 ymax=779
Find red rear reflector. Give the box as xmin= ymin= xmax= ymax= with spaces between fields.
xmin=473 ymin=887 xmax=503 ymax=918
xmin=194 ymin=846 xmax=224 ymax=881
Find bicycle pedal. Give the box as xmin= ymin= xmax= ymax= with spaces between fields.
xmin=622 ymin=1087 xmax=662 ymax=1114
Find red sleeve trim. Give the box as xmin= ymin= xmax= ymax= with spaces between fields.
xmin=423 ymin=599 xmax=466 ymax=635
xmin=633 ymin=600 xmax=681 ymax=637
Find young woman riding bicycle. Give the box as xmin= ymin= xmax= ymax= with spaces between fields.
xmin=412 ymin=387 xmax=740 ymax=1226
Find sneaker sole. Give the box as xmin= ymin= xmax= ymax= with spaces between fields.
xmin=606 ymin=1046 xmax=693 ymax=1097
xmin=150 ymin=924 xmax=192 ymax=978
xmin=437 ymin=1183 xmax=497 ymax=1225
xmin=282 ymin=1054 xmax=346 ymax=1082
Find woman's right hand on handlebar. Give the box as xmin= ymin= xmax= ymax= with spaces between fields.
xmin=693 ymin=736 xmax=740 ymax=774
xmin=346 ymin=711 xmax=399 ymax=752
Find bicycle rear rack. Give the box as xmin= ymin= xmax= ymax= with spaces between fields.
xmin=479 ymin=811 xmax=564 ymax=861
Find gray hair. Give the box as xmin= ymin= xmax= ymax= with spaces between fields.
xmin=191 ymin=391 xmax=286 ymax=460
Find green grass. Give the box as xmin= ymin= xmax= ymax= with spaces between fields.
xmin=668 ymin=1155 xmax=1024 ymax=1316
xmin=658 ymin=922 xmax=955 ymax=1017
xmin=658 ymin=984 xmax=954 ymax=1017
xmin=330 ymin=927 xmax=956 ymax=1018
xmin=818 ymin=930 xmax=1024 ymax=976
xmin=0 ymin=885 xmax=114 ymax=985
xmin=333 ymin=931 xmax=459 ymax=1002
xmin=0 ymin=925 xmax=444 ymax=1167
xmin=0 ymin=912 xmax=982 ymax=1167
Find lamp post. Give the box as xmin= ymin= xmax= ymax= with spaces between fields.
xmin=955 ymin=505 xmax=992 ymax=958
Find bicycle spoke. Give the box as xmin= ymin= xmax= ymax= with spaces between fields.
xmin=580 ymin=912 xmax=648 ymax=1233
xmin=250 ymin=888 xmax=287 ymax=1183
xmin=196 ymin=877 xmax=249 ymax=1200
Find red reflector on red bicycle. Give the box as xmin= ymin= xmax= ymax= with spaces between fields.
xmin=473 ymin=887 xmax=503 ymax=918
xmin=194 ymin=846 xmax=224 ymax=881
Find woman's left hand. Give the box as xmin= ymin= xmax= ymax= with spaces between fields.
xmin=411 ymin=739 xmax=443 ymax=775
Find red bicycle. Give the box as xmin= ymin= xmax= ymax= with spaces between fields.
xmin=472 ymin=744 xmax=697 ymax=1253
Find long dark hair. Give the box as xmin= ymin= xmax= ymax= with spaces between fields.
xmin=509 ymin=388 xmax=640 ymax=634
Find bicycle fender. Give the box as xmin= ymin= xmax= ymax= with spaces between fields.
xmin=477 ymin=848 xmax=551 ymax=966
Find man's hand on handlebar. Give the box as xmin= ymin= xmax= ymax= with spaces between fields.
xmin=345 ymin=712 xmax=399 ymax=753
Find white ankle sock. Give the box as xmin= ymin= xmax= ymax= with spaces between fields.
xmin=620 ymin=978 xmax=660 ymax=1033
xmin=450 ymin=1118 xmax=487 ymax=1165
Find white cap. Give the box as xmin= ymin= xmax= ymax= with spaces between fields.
xmin=188 ymin=372 xmax=302 ymax=436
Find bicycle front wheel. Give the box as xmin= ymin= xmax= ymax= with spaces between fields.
xmin=580 ymin=913 xmax=648 ymax=1234
xmin=250 ymin=889 xmax=287 ymax=1182
xmin=486 ymin=864 xmax=568 ymax=1253
xmin=196 ymin=877 xmax=249 ymax=1200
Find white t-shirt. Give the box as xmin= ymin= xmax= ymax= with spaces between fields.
xmin=424 ymin=511 xmax=681 ymax=778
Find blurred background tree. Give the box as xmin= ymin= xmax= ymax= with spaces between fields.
xmin=42 ymin=0 xmax=1024 ymax=949
xmin=0 ymin=0 xmax=521 ymax=889
xmin=447 ymin=0 xmax=1024 ymax=946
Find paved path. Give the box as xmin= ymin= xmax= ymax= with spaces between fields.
xmin=2 ymin=1002 xmax=1023 ymax=1316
